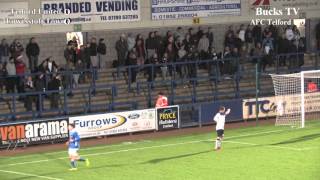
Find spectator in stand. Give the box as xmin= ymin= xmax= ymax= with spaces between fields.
xmin=196 ymin=26 xmax=204 ymax=43
xmin=261 ymin=32 xmax=274 ymax=71
xmin=316 ymin=21 xmax=320 ymax=50
xmin=160 ymin=52 xmax=169 ymax=80
xmin=73 ymin=59 xmax=85 ymax=88
xmin=26 ymin=37 xmax=40 ymax=72
xmin=237 ymin=24 xmax=246 ymax=43
xmin=224 ymin=32 xmax=235 ymax=49
xmin=89 ymin=37 xmax=98 ymax=83
xmin=78 ymin=44 xmax=90 ymax=71
xmin=5 ymin=57 xmax=17 ymax=93
xmin=277 ymin=33 xmax=290 ymax=66
xmin=222 ymin=46 xmax=233 ymax=77
xmin=175 ymin=27 xmax=184 ymax=42
xmin=127 ymin=48 xmax=138 ymax=85
xmin=10 ymin=39 xmax=24 ymax=59
xmin=127 ymin=33 xmax=136 ymax=52
xmin=68 ymin=36 xmax=78 ymax=49
xmin=208 ymin=47 xmax=222 ymax=82
xmin=176 ymin=44 xmax=187 ymax=79
xmin=48 ymin=74 xmax=62 ymax=109
xmin=250 ymin=42 xmax=264 ymax=64
xmin=154 ymin=31 xmax=164 ymax=58
xmin=97 ymin=38 xmax=107 ymax=69
xmin=187 ymin=28 xmax=198 ymax=46
xmin=34 ymin=73 xmax=46 ymax=111
xmin=115 ymin=34 xmax=128 ymax=67
xmin=231 ymin=47 xmax=241 ymax=76
xmin=89 ymin=37 xmax=98 ymax=69
xmin=146 ymin=32 xmax=157 ymax=60
xmin=0 ymin=39 xmax=10 ymax=64
xmin=38 ymin=57 xmax=59 ymax=81
xmin=252 ymin=23 xmax=262 ymax=44
xmin=186 ymin=46 xmax=198 ymax=84
xmin=184 ymin=33 xmax=193 ymax=52
xmin=285 ymin=26 xmax=294 ymax=41
xmin=206 ymin=27 xmax=214 ymax=49
xmin=15 ymin=55 xmax=26 ymax=95
xmin=198 ymin=34 xmax=210 ymax=61
xmin=135 ymin=38 xmax=145 ymax=65
xmin=307 ymin=80 xmax=318 ymax=92
xmin=288 ymin=42 xmax=299 ymax=72
xmin=245 ymin=25 xmax=254 ymax=53
xmin=145 ymin=53 xmax=159 ymax=84
xmin=298 ymin=38 xmax=305 ymax=67
xmin=292 ymin=25 xmax=301 ymax=47
xmin=24 ymin=76 xmax=34 ymax=111
xmin=64 ymin=44 xmax=75 ymax=66
xmin=0 ymin=63 xmax=6 ymax=93
xmin=225 ymin=25 xmax=234 ymax=38
xmin=155 ymin=92 xmax=168 ymax=107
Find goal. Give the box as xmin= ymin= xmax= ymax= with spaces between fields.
xmin=270 ymin=70 xmax=320 ymax=128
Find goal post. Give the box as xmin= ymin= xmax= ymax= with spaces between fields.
xmin=270 ymin=70 xmax=320 ymax=128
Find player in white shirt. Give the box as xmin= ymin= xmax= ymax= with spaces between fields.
xmin=213 ymin=106 xmax=231 ymax=151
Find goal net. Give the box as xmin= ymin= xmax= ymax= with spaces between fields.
xmin=270 ymin=70 xmax=320 ymax=128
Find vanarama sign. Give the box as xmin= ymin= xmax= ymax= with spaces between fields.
xmin=0 ymin=119 xmax=68 ymax=148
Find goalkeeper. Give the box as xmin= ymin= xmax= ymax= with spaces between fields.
xmin=213 ymin=106 xmax=231 ymax=151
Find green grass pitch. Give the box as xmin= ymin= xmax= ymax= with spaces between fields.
xmin=0 ymin=120 xmax=319 ymax=180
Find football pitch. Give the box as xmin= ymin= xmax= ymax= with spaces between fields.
xmin=0 ymin=121 xmax=319 ymax=180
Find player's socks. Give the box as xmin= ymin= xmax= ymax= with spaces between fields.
xmin=78 ymin=157 xmax=86 ymax=162
xmin=71 ymin=160 xmax=77 ymax=168
xmin=215 ymin=138 xmax=220 ymax=150
xmin=218 ymin=140 xmax=222 ymax=150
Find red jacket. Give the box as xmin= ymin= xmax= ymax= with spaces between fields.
xmin=307 ymin=82 xmax=318 ymax=92
xmin=156 ymin=95 xmax=168 ymax=107
xmin=15 ymin=62 xmax=26 ymax=75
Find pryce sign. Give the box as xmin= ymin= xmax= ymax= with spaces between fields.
xmin=156 ymin=105 xmax=180 ymax=131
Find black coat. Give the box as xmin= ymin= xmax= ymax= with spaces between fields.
xmin=26 ymin=43 xmax=40 ymax=57
xmin=97 ymin=43 xmax=106 ymax=55
xmin=89 ymin=43 xmax=98 ymax=56
xmin=48 ymin=78 xmax=61 ymax=91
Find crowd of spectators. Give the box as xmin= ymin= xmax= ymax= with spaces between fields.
xmin=0 ymin=22 xmax=318 ymax=113
xmin=114 ymin=23 xmax=307 ymax=86
xmin=0 ymin=36 xmax=107 ymax=112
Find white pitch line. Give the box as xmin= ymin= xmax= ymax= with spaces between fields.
xmin=0 ymin=169 xmax=63 ymax=180
xmin=6 ymin=129 xmax=287 ymax=161
xmin=1 ymin=128 xmax=294 ymax=168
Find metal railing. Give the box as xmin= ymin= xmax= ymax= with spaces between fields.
xmin=0 ymin=51 xmax=319 ymax=120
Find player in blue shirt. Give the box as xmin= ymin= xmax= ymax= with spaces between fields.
xmin=67 ymin=123 xmax=90 ymax=171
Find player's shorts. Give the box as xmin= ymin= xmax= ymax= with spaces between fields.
xmin=216 ymin=129 xmax=224 ymax=137
xmin=68 ymin=148 xmax=79 ymax=156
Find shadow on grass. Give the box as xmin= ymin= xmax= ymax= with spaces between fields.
xmin=272 ymin=133 xmax=320 ymax=145
xmin=141 ymin=150 xmax=211 ymax=164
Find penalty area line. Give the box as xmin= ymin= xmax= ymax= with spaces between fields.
xmin=0 ymin=169 xmax=63 ymax=180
